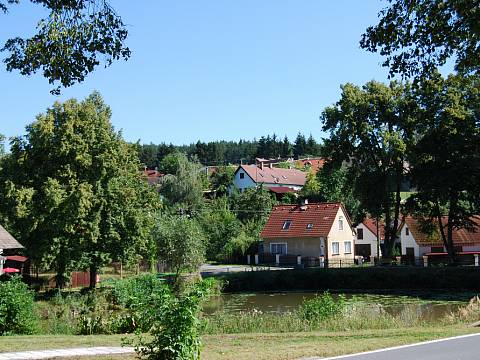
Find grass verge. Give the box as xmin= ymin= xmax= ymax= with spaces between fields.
xmin=1 ymin=326 xmax=479 ymax=360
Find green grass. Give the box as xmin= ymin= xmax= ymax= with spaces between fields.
xmin=1 ymin=327 xmax=479 ymax=360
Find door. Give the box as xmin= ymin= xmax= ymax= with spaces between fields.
xmin=355 ymin=244 xmax=371 ymax=261
xmin=406 ymin=247 xmax=415 ymax=264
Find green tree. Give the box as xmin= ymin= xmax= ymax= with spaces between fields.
xmin=300 ymin=169 xmax=321 ymax=201
xmin=0 ymin=133 xmax=5 ymax=158
xmin=154 ymin=215 xmax=205 ymax=278
xmin=360 ymin=0 xmax=480 ymax=77
xmin=209 ymin=166 xmax=234 ymax=197
xmin=0 ymin=93 xmax=158 ymax=287
xmin=1 ymin=0 xmax=130 ymax=94
xmin=293 ymin=133 xmax=307 ymax=159
xmin=406 ymin=72 xmax=480 ymax=263
xmin=229 ymin=186 xmax=276 ymax=225
xmin=321 ymin=81 xmax=413 ymax=258
xmin=158 ymin=153 xmax=205 ymax=211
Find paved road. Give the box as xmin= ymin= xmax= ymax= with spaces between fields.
xmin=0 ymin=347 xmax=134 ymax=360
xmin=318 ymin=333 xmax=480 ymax=360
xmin=200 ymin=263 xmax=292 ymax=276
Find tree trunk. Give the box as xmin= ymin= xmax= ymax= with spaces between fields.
xmin=89 ymin=264 xmax=98 ymax=289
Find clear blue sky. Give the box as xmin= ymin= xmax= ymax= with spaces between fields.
xmin=1 ymin=1 xmax=391 ymax=146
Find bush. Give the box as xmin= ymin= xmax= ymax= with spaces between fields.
xmin=297 ymin=292 xmax=345 ymax=322
xmin=0 ymin=276 xmax=37 ymax=335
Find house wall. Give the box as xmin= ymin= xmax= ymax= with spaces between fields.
xmin=355 ymin=223 xmax=380 ymax=258
xmin=326 ymin=208 xmax=355 ymax=260
xmin=399 ymin=225 xmax=420 ymax=257
xmin=232 ymin=168 xmax=257 ymax=192
xmin=262 ymin=237 xmax=325 ymax=257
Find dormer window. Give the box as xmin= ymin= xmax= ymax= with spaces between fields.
xmin=338 ymin=216 xmax=344 ymax=230
xmin=306 ymin=223 xmax=313 ymax=230
xmin=282 ymin=220 xmax=292 ymax=230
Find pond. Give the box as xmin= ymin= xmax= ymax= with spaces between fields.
xmin=203 ymin=291 xmax=477 ymax=321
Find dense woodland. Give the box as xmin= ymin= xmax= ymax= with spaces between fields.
xmin=136 ymin=132 xmax=323 ymax=169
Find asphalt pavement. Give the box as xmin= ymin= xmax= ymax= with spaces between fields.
xmin=318 ymin=333 xmax=480 ymax=360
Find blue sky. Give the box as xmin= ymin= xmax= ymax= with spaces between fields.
xmin=1 ymin=1 xmax=391 ymax=146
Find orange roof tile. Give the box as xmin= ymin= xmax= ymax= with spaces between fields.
xmin=239 ymin=164 xmax=306 ymax=187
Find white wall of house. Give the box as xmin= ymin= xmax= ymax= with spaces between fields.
xmin=355 ymin=223 xmax=380 ymax=258
xmin=232 ymin=169 xmax=256 ymax=192
xmin=326 ymin=208 xmax=355 ymax=260
xmin=399 ymin=225 xmax=420 ymax=257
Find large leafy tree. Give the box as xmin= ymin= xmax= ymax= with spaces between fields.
xmin=406 ymin=72 xmax=480 ymax=262
xmin=361 ymin=0 xmax=480 ymax=78
xmin=0 ymin=92 xmax=158 ymax=287
xmin=321 ymin=80 xmax=414 ymax=258
xmin=1 ymin=0 xmax=130 ymax=94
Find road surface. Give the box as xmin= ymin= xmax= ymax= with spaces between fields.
xmin=318 ymin=333 xmax=480 ymax=360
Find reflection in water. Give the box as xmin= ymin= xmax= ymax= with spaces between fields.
xmin=203 ymin=292 xmax=472 ymax=321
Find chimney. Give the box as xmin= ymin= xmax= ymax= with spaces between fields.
xmin=299 ymin=198 xmax=308 ymax=210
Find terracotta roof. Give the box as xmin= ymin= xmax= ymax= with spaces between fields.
xmin=266 ymin=186 xmax=297 ymax=194
xmin=238 ymin=165 xmax=306 ymax=187
xmin=142 ymin=170 xmax=164 ymax=185
xmin=298 ymin=158 xmax=326 ymax=173
xmin=261 ymin=202 xmax=349 ymax=239
xmin=0 ymin=225 xmax=23 ymax=250
xmin=362 ymin=217 xmax=385 ymax=240
xmin=401 ymin=216 xmax=480 ymax=246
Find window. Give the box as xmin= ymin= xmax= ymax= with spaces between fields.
xmin=344 ymin=241 xmax=352 ymax=254
xmin=338 ymin=216 xmax=344 ymax=230
xmin=239 ymin=172 xmax=245 ymax=179
xmin=332 ymin=242 xmax=340 ymax=255
xmin=270 ymin=243 xmax=287 ymax=255
xmin=306 ymin=223 xmax=314 ymax=230
xmin=282 ymin=220 xmax=292 ymax=230
xmin=357 ymin=228 xmax=363 ymax=240
xmin=431 ymin=246 xmax=444 ymax=253
xmin=405 ymin=227 xmax=410 ymax=236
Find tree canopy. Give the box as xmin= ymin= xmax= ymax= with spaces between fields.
xmin=1 ymin=0 xmax=130 ymax=94
xmin=0 ymin=92 xmax=158 ymax=287
xmin=361 ymin=0 xmax=480 ymax=78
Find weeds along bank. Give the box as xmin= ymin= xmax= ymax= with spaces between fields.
xmin=220 ymin=267 xmax=480 ymax=292
xmin=2 ymin=274 xmax=480 ymax=340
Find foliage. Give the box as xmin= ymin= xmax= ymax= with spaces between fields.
xmin=321 ymin=80 xmax=413 ymax=257
xmin=155 ymin=215 xmax=205 ymax=276
xmin=0 ymin=133 xmax=5 ymax=158
xmin=0 ymin=276 xmax=37 ymax=335
xmin=197 ymin=197 xmax=242 ymax=261
xmin=360 ymin=0 xmax=480 ymax=78
xmin=133 ymin=279 xmax=214 ymax=360
xmin=299 ymin=169 xmax=321 ymax=201
xmin=1 ymin=0 xmax=130 ymax=94
xmin=159 ymin=153 xmax=205 ymax=211
xmin=209 ymin=166 xmax=235 ymax=197
xmin=229 ymin=186 xmax=277 ymax=224
xmin=297 ymin=292 xmax=346 ymax=322
xmin=405 ymin=72 xmax=480 ymax=262
xmin=0 ymin=93 xmax=159 ymax=287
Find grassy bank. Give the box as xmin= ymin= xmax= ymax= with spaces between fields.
xmin=2 ymin=327 xmax=479 ymax=360
xmin=220 ymin=267 xmax=480 ymax=292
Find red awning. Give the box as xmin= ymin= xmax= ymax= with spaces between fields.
xmin=6 ymin=256 xmax=28 ymax=262
xmin=3 ymin=267 xmax=20 ymax=273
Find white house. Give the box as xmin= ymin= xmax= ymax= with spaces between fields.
xmin=355 ymin=218 xmax=384 ymax=260
xmin=398 ymin=216 xmax=480 ymax=260
xmin=232 ymin=161 xmax=306 ymax=193
xmin=0 ymin=224 xmax=24 ymax=275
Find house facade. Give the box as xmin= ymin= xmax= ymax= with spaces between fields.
xmin=398 ymin=216 xmax=480 ymax=260
xmin=260 ymin=202 xmax=355 ymax=266
xmin=232 ymin=162 xmax=306 ymax=193
xmin=355 ymin=218 xmax=384 ymax=260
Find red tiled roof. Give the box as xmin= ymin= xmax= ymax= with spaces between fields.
xmin=239 ymin=165 xmax=306 ymax=187
xmin=298 ymin=158 xmax=326 ymax=173
xmin=142 ymin=170 xmax=164 ymax=185
xmin=266 ymin=186 xmax=297 ymax=194
xmin=261 ymin=202 xmax=349 ymax=239
xmin=362 ymin=217 xmax=385 ymax=240
xmin=402 ymin=216 xmax=480 ymax=246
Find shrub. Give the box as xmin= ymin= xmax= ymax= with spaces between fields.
xmin=297 ymin=292 xmax=345 ymax=322
xmin=0 ymin=276 xmax=37 ymax=335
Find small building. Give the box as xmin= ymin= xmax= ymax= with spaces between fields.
xmin=355 ymin=218 xmax=384 ymax=260
xmin=260 ymin=202 xmax=355 ymax=266
xmin=0 ymin=224 xmax=24 ymax=275
xmin=398 ymin=216 xmax=480 ymax=263
xmin=232 ymin=160 xmax=306 ymax=193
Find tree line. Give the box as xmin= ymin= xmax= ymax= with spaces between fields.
xmin=136 ymin=132 xmax=322 ymax=169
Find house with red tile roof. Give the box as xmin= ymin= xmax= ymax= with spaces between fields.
xmin=398 ymin=216 xmax=480 ymax=260
xmin=232 ymin=162 xmax=306 ymax=193
xmin=354 ymin=218 xmax=385 ymax=260
xmin=260 ymin=202 xmax=355 ymax=265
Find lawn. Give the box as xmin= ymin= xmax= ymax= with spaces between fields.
xmin=1 ymin=326 xmax=479 ymax=360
